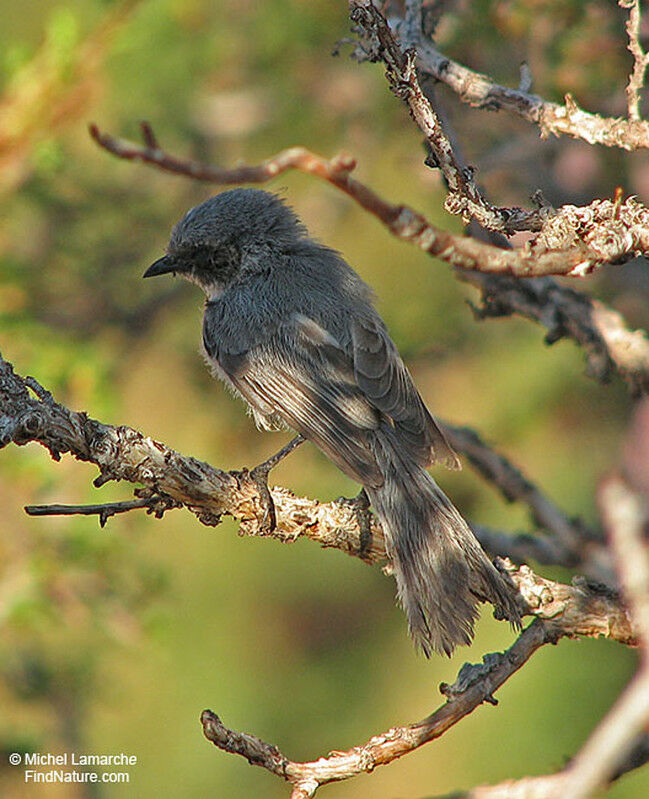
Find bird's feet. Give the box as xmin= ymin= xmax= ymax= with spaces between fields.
xmin=338 ymin=488 xmax=373 ymax=558
xmin=237 ymin=436 xmax=305 ymax=534
xmin=247 ymin=461 xmax=277 ymax=534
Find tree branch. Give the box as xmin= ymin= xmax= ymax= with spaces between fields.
xmin=458 ymin=270 xmax=649 ymax=397
xmin=622 ymin=0 xmax=649 ymax=123
xmin=443 ymin=423 xmax=598 ymax=555
xmin=350 ymin=0 xmax=548 ymax=234
xmin=2 ymin=326 xmax=641 ymax=798
xmin=24 ymin=495 xmax=179 ymax=528
xmin=6 ymin=349 xmax=641 ymax=797
xmin=89 ymin=122 xmax=649 ymax=276
xmin=3 ymin=348 xmax=613 ymax=581
xmin=88 ymin=123 xmax=649 ymax=397
xmin=4 ymin=349 xmax=633 ymax=635
xmin=195 ymin=472 xmax=645 ymax=798
xmin=200 ymin=574 xmax=636 ymax=799
xmin=4 ymin=5 xmax=646 ymax=797
xmin=443 ymin=471 xmax=649 ymax=799
xmin=364 ymin=0 xmax=649 ymax=150
xmin=471 ymin=524 xmax=571 ymax=569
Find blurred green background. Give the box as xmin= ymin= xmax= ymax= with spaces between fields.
xmin=0 ymin=1 xmax=647 ymax=797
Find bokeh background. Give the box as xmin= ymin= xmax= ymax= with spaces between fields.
xmin=1 ymin=1 xmax=648 ymax=797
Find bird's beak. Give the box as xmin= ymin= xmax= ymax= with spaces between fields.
xmin=143 ymin=255 xmax=176 ymax=278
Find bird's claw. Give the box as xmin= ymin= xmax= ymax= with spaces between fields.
xmin=338 ymin=488 xmax=373 ymax=557
xmin=248 ymin=464 xmax=277 ymax=534
xmin=234 ymin=436 xmax=305 ymax=534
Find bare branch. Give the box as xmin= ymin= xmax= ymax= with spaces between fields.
xmin=1 ymin=348 xmax=389 ymax=559
xmin=89 ymin=122 xmax=649 ymax=397
xmin=444 ymin=423 xmax=597 ymax=557
xmin=350 ymin=0 xmax=549 ymax=233
xmin=599 ymin=476 xmax=649 ymax=648
xmin=90 ymin=124 xmax=649 ymax=278
xmin=3 ymin=346 xmax=641 ymax=797
xmin=6 ymin=346 xmax=636 ymax=640
xmin=455 ymin=470 xmax=649 ymax=799
xmin=89 ymin=123 xmax=363 ymax=193
xmin=3 ymin=348 xmax=637 ymax=643
xmin=24 ymin=494 xmax=179 ymax=528
xmin=471 ymin=524 xmax=569 ymax=568
xmin=200 ymin=578 xmax=636 ymax=799
xmin=552 ymin=669 xmax=649 ymax=799
xmin=195 ymin=477 xmax=643 ymax=799
xmin=365 ymin=0 xmax=649 ymax=150
xmin=621 ymin=0 xmax=649 ymax=122
xmin=501 ymin=560 xmax=635 ymax=646
xmin=459 ymin=270 xmax=649 ymax=397
xmin=3 ymin=347 xmax=615 ymax=582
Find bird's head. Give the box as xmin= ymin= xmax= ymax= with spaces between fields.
xmin=143 ymin=188 xmax=305 ymax=297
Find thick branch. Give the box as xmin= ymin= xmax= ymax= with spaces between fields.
xmin=3 ymin=349 xmax=613 ymax=580
xmin=454 ymin=473 xmax=649 ymax=799
xmin=2 ymin=354 xmax=639 ymax=796
xmin=5 ymin=353 xmax=635 ymax=641
xmin=196 ymin=478 xmax=642 ymax=798
xmin=0 ymin=351 xmax=386 ymax=560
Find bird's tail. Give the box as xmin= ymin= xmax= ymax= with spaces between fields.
xmin=366 ymin=440 xmax=520 ymax=656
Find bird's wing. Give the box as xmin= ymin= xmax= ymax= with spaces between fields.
xmin=351 ymin=316 xmax=460 ymax=470
xmin=203 ymin=313 xmax=385 ymax=487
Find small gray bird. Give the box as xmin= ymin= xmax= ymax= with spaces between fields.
xmin=144 ymin=188 xmax=519 ymax=656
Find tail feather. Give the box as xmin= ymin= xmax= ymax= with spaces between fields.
xmin=367 ymin=438 xmax=520 ymax=656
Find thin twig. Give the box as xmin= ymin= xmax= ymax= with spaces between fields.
xmin=621 ymin=0 xmax=649 ymax=122
xmin=24 ymin=496 xmax=178 ymax=528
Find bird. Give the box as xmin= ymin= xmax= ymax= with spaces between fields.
xmin=143 ymin=188 xmax=520 ymax=656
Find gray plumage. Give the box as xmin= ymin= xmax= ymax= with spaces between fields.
xmin=144 ymin=188 xmax=520 ymax=656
